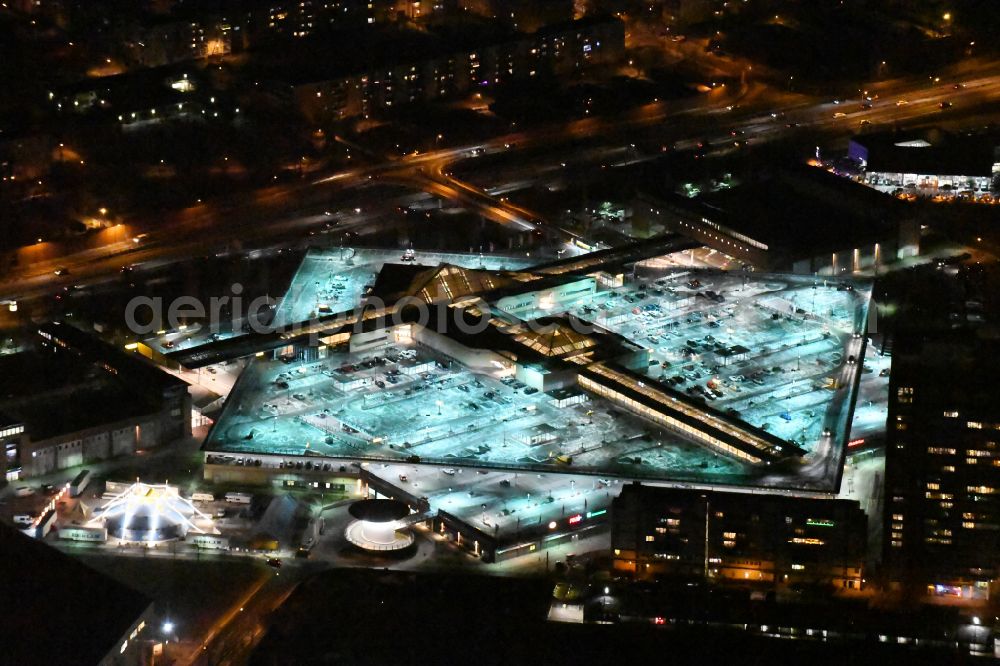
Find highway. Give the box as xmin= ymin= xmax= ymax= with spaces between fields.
xmin=4 ymin=58 xmax=1000 ymax=307
xmin=403 ymin=64 xmax=1000 ymax=244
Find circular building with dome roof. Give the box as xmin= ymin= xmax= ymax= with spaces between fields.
xmin=344 ymin=498 xmax=414 ymax=551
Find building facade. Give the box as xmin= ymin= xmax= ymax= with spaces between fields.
xmin=294 ymin=16 xmax=625 ymax=121
xmin=1 ymin=415 xmax=27 ymax=483
xmin=849 ymin=128 xmax=1000 ymax=202
xmin=883 ymin=329 xmax=1000 ymax=603
xmin=3 ymin=323 xmax=192 ymax=480
xmin=634 ymin=168 xmax=921 ymax=274
xmin=612 ymin=483 xmax=868 ymax=591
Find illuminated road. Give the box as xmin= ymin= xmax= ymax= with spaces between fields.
xmin=398 ymin=60 xmax=1000 ymax=240
xmin=4 ymin=58 xmax=1000 ymax=305
xmin=187 ymin=563 xmax=305 ymax=666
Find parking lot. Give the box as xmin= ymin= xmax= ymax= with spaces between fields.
xmin=204 ymin=334 xmax=762 ymax=482
xmin=206 ymin=272 xmax=868 ymax=492
xmin=271 ymin=247 xmax=535 ymax=328
xmin=179 ymin=235 xmax=872 ymax=491
xmin=571 ymin=270 xmax=871 ymax=462
xmin=141 ymin=248 xmax=534 ymax=356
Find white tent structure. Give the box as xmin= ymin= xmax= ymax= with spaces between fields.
xmin=93 ymin=482 xmax=216 ymax=543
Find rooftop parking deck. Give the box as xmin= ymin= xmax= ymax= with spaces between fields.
xmin=205 ymin=266 xmax=871 ymax=491
xmin=574 ymin=270 xmax=870 ymax=465
xmin=146 ymin=248 xmax=535 ymax=356
xmin=206 ymin=346 xmax=748 ymax=481
xmin=271 ymin=248 xmax=536 ymax=328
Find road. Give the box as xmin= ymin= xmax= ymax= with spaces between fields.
xmin=4 ymin=58 xmax=1000 ymax=306
xmin=189 ymin=564 xmax=304 ymax=666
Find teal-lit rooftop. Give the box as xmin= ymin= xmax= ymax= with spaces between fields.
xmin=204 ymin=263 xmax=873 ymax=492
xmin=145 ymin=247 xmax=535 ymax=355
xmin=271 ymin=247 xmax=537 ymax=328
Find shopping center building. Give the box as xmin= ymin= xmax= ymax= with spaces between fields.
xmin=192 ymin=243 xmax=871 ymax=495
xmin=849 ymin=127 xmax=1000 ymax=201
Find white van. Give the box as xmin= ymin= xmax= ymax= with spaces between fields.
xmin=225 ymin=492 xmax=252 ymax=504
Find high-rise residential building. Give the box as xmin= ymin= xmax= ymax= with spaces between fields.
xmin=883 ymin=328 xmax=1000 ymax=603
